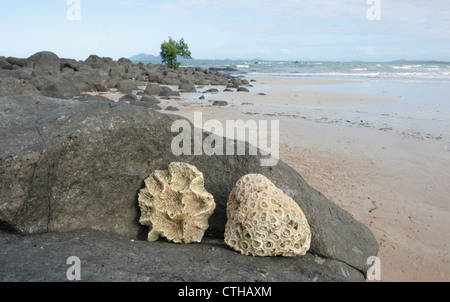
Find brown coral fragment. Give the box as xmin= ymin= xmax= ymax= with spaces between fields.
xmin=138 ymin=162 xmax=216 ymax=244
xmin=225 ymin=174 xmax=311 ymax=256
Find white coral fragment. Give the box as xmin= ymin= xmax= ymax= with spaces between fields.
xmin=225 ymin=174 xmax=311 ymax=257
xmin=138 ymin=162 xmax=216 ymax=244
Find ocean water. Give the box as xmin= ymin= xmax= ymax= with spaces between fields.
xmin=179 ymin=59 xmax=450 ymax=82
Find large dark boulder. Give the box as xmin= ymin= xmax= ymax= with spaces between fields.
xmin=0 ymin=96 xmax=378 ymax=279
xmin=158 ymin=86 xmax=180 ymax=97
xmin=70 ymin=69 xmax=109 ymax=92
xmin=26 ymin=51 xmax=61 ymax=76
xmin=178 ymin=81 xmax=197 ymax=93
xmin=144 ymin=83 xmax=163 ymax=95
xmin=84 ymin=55 xmax=113 ymax=71
xmin=116 ymin=79 xmax=140 ymax=92
xmin=0 ymin=77 xmax=40 ymax=96
xmin=29 ymin=75 xmax=80 ymax=99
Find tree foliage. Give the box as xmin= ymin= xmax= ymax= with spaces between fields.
xmin=160 ymin=37 xmax=192 ymax=69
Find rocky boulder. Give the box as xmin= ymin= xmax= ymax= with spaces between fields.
xmin=159 ymin=86 xmax=180 ymax=97
xmin=144 ymin=83 xmax=163 ymax=95
xmin=0 ymin=96 xmax=378 ymax=279
xmin=29 ymin=75 xmax=80 ymax=99
xmin=26 ymin=51 xmax=61 ymax=76
xmin=0 ymin=77 xmax=41 ymax=96
xmin=69 ymin=69 xmax=109 ymax=92
xmin=116 ymin=79 xmax=141 ymax=92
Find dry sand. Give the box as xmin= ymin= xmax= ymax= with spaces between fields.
xmin=97 ymin=77 xmax=450 ymax=281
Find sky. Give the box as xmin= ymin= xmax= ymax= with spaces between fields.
xmin=0 ymin=0 xmax=449 ymax=61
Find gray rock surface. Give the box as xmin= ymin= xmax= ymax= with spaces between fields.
xmin=212 ymin=100 xmax=228 ymax=107
xmin=25 ymin=51 xmax=61 ymax=76
xmin=0 ymin=95 xmax=378 ymax=279
xmin=0 ymin=77 xmax=40 ymax=96
xmin=116 ymin=79 xmax=140 ymax=92
xmin=29 ymin=75 xmax=80 ymax=99
xmin=0 ymin=229 xmax=364 ymax=282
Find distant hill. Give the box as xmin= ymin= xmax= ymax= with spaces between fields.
xmin=129 ymin=53 xmax=162 ymax=63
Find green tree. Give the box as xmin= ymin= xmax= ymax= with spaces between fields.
xmin=160 ymin=37 xmax=192 ymax=69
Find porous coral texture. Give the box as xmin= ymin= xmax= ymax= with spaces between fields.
xmin=138 ymin=162 xmax=216 ymax=244
xmin=225 ymin=174 xmax=311 ymax=257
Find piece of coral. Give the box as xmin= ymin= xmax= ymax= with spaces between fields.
xmin=224 ymin=174 xmax=311 ymax=257
xmin=138 ymin=162 xmax=216 ymax=244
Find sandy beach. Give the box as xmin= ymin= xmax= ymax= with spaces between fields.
xmin=127 ymin=76 xmax=450 ymax=282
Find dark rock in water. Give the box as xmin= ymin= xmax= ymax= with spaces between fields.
xmin=258 ymin=93 xmax=266 ymax=96
xmin=159 ymin=86 xmax=180 ymax=97
xmin=0 ymin=77 xmax=40 ymax=96
xmin=29 ymin=75 xmax=80 ymax=99
xmin=26 ymin=51 xmax=61 ymax=76
xmin=160 ymin=76 xmax=181 ymax=86
xmin=223 ymin=88 xmax=234 ymax=92
xmin=212 ymin=100 xmax=228 ymax=107
xmin=203 ymin=88 xmax=219 ymax=94
xmin=116 ymin=79 xmax=140 ymax=92
xmin=178 ymin=82 xmax=197 ymax=93
xmin=199 ymin=95 xmax=205 ymax=100
xmin=237 ymin=87 xmax=250 ymax=93
xmin=0 ymin=229 xmax=364 ymax=282
xmin=230 ymin=78 xmax=243 ymax=86
xmin=165 ymin=106 xmax=180 ymax=111
xmin=144 ymin=83 xmax=163 ymax=95
xmin=140 ymin=94 xmax=160 ymax=105
xmin=208 ymin=67 xmax=238 ymax=72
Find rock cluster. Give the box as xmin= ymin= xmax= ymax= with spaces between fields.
xmin=0 ymin=51 xmax=234 ymax=99
xmin=225 ymin=174 xmax=311 ymax=257
xmin=138 ymin=162 xmax=216 ymax=244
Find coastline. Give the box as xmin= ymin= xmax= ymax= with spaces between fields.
xmin=145 ymin=76 xmax=450 ymax=281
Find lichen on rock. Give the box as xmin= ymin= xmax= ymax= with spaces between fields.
xmin=138 ymin=162 xmax=216 ymax=244
xmin=225 ymin=174 xmax=311 ymax=257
